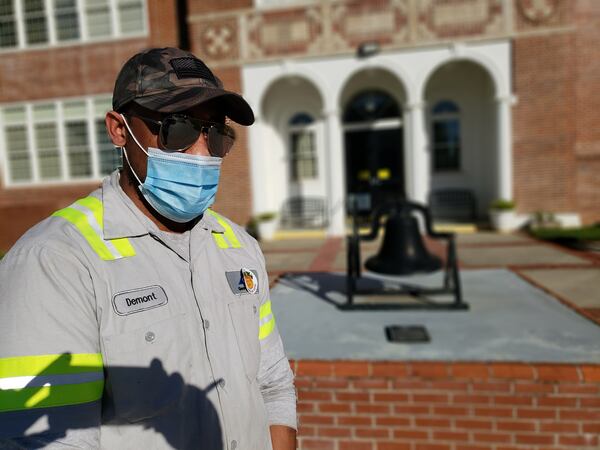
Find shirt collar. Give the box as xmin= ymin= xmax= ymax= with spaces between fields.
xmin=102 ymin=171 xmax=225 ymax=239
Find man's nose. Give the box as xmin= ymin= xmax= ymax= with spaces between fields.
xmin=184 ymin=132 xmax=211 ymax=156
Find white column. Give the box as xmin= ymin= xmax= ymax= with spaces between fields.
xmin=496 ymin=95 xmax=514 ymax=201
xmin=324 ymin=109 xmax=345 ymax=236
xmin=406 ymin=101 xmax=429 ymax=204
xmin=248 ymin=117 xmax=267 ymax=215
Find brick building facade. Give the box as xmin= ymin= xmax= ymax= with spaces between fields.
xmin=0 ymin=0 xmax=599 ymax=251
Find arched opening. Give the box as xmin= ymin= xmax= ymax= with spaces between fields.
xmin=424 ymin=60 xmax=496 ymax=221
xmin=260 ymin=76 xmax=326 ymax=228
xmin=339 ymin=69 xmax=406 ymax=216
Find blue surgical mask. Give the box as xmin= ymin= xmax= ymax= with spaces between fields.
xmin=121 ymin=115 xmax=222 ymax=223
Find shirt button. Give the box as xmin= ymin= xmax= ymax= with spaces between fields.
xmin=253 ymin=305 xmax=257 ymax=315
xmin=204 ymin=319 xmax=210 ymax=330
xmin=231 ymin=440 xmax=237 ymax=450
xmin=219 ymin=379 xmax=226 ymax=389
xmin=145 ymin=331 xmax=155 ymax=342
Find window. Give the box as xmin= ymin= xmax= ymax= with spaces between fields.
xmin=0 ymin=0 xmax=146 ymax=50
xmin=432 ymin=100 xmax=461 ymax=172
xmin=288 ymin=112 xmax=317 ymax=182
xmin=343 ymin=90 xmax=400 ymax=123
xmin=1 ymin=95 xmax=121 ymax=185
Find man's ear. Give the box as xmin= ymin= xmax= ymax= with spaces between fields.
xmin=106 ymin=111 xmax=127 ymax=147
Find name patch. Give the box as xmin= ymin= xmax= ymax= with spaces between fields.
xmin=112 ymin=285 xmax=168 ymax=316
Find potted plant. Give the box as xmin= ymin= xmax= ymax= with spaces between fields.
xmin=255 ymin=212 xmax=278 ymax=241
xmin=489 ymin=199 xmax=517 ymax=232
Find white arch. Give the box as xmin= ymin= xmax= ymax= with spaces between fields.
xmin=335 ymin=57 xmax=417 ymax=110
xmin=416 ymin=50 xmax=507 ymax=102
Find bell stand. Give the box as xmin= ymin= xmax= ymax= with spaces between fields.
xmin=344 ymin=197 xmax=469 ymax=310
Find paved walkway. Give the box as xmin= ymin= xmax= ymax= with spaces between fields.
xmin=259 ymin=231 xmax=600 ymax=326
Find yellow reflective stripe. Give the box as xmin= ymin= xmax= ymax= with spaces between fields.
xmin=212 ymin=232 xmax=229 ymax=249
xmin=259 ymin=318 xmax=276 ymax=340
xmin=0 ymin=353 xmax=103 ymax=378
xmin=75 ymin=196 xmax=103 ymax=228
xmin=206 ymin=209 xmax=242 ymax=249
xmin=110 ymin=237 xmax=136 ymax=257
xmin=52 ymin=208 xmax=115 ymax=260
xmin=0 ymin=380 xmax=104 ymax=412
xmin=259 ymin=300 xmax=272 ymax=320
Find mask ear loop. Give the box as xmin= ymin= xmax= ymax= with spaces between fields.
xmin=119 ymin=113 xmax=147 ymax=186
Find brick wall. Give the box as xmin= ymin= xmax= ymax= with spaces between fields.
xmin=291 ymin=360 xmax=600 ymax=450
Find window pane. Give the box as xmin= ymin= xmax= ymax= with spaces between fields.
xmin=85 ymin=0 xmax=111 ymax=38
xmin=55 ymin=0 xmax=80 ymax=41
xmin=0 ymin=0 xmax=17 ymax=47
xmin=433 ymin=100 xmax=460 ymax=115
xmin=66 ymin=121 xmax=91 ymax=177
xmin=63 ymin=100 xmax=86 ymax=118
xmin=93 ymin=97 xmax=112 ymax=115
xmin=5 ymin=126 xmax=31 ymax=182
xmin=344 ymin=90 xmax=400 ymax=123
xmin=23 ymin=0 xmax=48 ymax=45
xmin=289 ymin=112 xmax=314 ymax=126
xmin=117 ymin=0 xmax=144 ymax=35
xmin=35 ymin=123 xmax=61 ymax=179
xmin=32 ymin=103 xmax=56 ymax=121
xmin=290 ymin=130 xmax=317 ymax=181
xmin=3 ymin=106 xmax=26 ymax=123
xmin=96 ymin=119 xmax=119 ymax=175
xmin=433 ymin=119 xmax=460 ymax=171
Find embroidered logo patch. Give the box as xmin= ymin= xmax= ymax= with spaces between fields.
xmin=112 ymin=285 xmax=168 ymax=316
xmin=225 ymin=269 xmax=259 ymax=295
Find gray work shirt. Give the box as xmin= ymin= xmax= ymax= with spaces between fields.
xmin=0 ymin=171 xmax=296 ymax=449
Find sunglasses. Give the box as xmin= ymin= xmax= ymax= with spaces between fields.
xmin=130 ymin=113 xmax=236 ymax=157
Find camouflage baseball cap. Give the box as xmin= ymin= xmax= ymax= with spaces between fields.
xmin=112 ymin=47 xmax=254 ymax=126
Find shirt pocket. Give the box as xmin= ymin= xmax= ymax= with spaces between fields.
xmin=228 ymin=297 xmax=260 ymax=384
xmin=101 ymin=313 xmax=191 ymax=423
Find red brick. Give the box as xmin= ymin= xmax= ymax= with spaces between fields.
xmin=299 ymin=391 xmax=332 ymax=401
xmin=515 ymin=434 xmax=555 ymax=445
xmin=334 ymin=361 xmax=370 ymax=377
xmin=356 ymin=403 xmax=390 ymax=414
xmin=557 ymin=384 xmax=598 ymax=395
xmin=298 ymin=401 xmax=315 ymax=413
xmin=539 ymin=422 xmax=579 ymax=433
xmin=394 ymin=404 xmax=430 ymax=414
xmin=413 ymin=394 xmax=449 ymax=403
xmin=560 ymin=409 xmax=600 ymax=421
xmin=517 ymin=408 xmax=556 ymax=419
xmin=393 ymin=380 xmax=431 ymax=390
xmin=375 ymin=417 xmax=411 ymax=427
xmin=371 ymin=362 xmax=409 ymax=378
xmin=455 ymin=419 xmax=493 ymax=430
xmin=296 ymin=361 xmax=333 ymax=377
xmin=433 ymin=430 xmax=469 ymax=441
xmin=582 ymin=423 xmax=600 ymax=433
xmin=339 ymin=442 xmax=373 ymax=450
xmin=393 ymin=429 xmax=429 ymax=439
xmin=415 ymin=418 xmax=451 ymax=428
xmin=414 ymin=444 xmax=451 ymax=450
xmin=473 ymin=432 xmax=511 ymax=443
xmin=433 ymin=381 xmax=469 ymax=392
xmin=454 ymin=446 xmax=489 ymax=450
xmin=318 ymin=403 xmax=351 ymax=414
xmin=377 ymin=443 xmax=411 ymax=450
xmin=373 ymin=393 xmax=409 ymax=402
xmin=317 ymin=426 xmax=352 ymax=438
xmin=491 ymin=363 xmax=535 ymax=379
xmin=295 ymin=379 xmax=313 ymax=389
xmin=353 ymin=379 xmax=389 ymax=389
xmin=450 ymin=363 xmax=489 ymax=379
xmin=356 ymin=427 xmax=389 ymax=439
xmin=535 ymin=365 xmax=581 ymax=382
xmin=472 ymin=382 xmax=511 ymax=393
xmin=474 ymin=407 xmax=513 ymax=417
xmin=337 ymin=415 xmax=372 ymax=426
xmin=560 ymin=434 xmax=599 ymax=447
xmin=495 ymin=421 xmax=535 ymax=433
xmin=514 ymin=382 xmax=554 ymax=394
xmin=581 ymin=365 xmax=600 ymax=382
xmin=453 ymin=395 xmax=491 ymax=405
xmin=313 ymin=379 xmax=349 ymax=389
xmin=301 ymin=438 xmax=335 ymax=449
xmin=298 ymin=425 xmax=316 ymax=437
xmin=300 ymin=414 xmax=335 ymax=425
xmin=433 ymin=406 xmax=469 ymax=416
xmin=410 ymin=362 xmax=449 ymax=378
xmin=537 ymin=396 xmax=578 ymax=407
xmin=336 ymin=392 xmax=370 ymax=402
xmin=581 ymin=397 xmax=600 ymax=407
xmin=493 ymin=395 xmax=533 ymax=406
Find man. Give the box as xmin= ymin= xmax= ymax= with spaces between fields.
xmin=0 ymin=47 xmax=297 ymax=449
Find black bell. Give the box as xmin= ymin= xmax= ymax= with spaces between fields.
xmin=365 ymin=210 xmax=442 ymax=275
